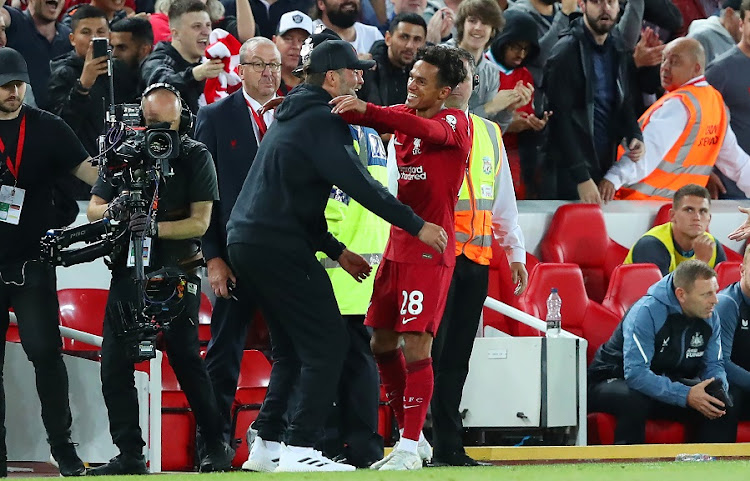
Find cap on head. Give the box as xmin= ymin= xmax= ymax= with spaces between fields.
xmin=305 ymin=39 xmax=375 ymax=75
xmin=0 ymin=48 xmax=30 ymax=87
xmin=277 ymin=10 xmax=313 ymax=36
xmin=722 ymin=0 xmax=741 ymax=9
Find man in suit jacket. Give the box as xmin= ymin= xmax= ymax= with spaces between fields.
xmin=194 ymin=36 xmax=281 ymax=444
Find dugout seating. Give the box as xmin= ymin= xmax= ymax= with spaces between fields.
xmin=601 ymin=264 xmax=662 ymax=319
xmin=6 ymin=308 xmax=19 ymax=342
xmin=716 ymin=261 xmax=741 ymax=290
xmin=198 ymin=293 xmax=212 ymax=345
xmin=57 ymin=288 xmax=107 ymax=354
xmin=539 ymin=204 xmax=628 ymax=303
xmin=161 ymin=354 xmax=196 ymax=471
xmin=231 ymin=350 xmax=272 ymax=467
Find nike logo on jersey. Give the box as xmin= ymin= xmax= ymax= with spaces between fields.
xmin=402 ymin=316 xmax=417 ymax=325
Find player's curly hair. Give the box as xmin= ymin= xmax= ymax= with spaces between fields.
xmin=415 ymin=45 xmax=467 ymax=90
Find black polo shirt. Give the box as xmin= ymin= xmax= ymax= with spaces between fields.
xmin=4 ymin=6 xmax=72 ymax=110
xmin=245 ymin=0 xmax=314 ymax=39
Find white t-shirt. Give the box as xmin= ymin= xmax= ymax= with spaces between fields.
xmin=312 ymin=19 xmax=384 ymax=54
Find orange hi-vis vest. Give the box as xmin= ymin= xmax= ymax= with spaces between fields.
xmin=615 ymin=79 xmax=728 ymax=201
xmin=454 ymin=114 xmax=502 ymax=266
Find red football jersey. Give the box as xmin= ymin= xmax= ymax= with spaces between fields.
xmin=343 ymin=104 xmax=471 ymax=267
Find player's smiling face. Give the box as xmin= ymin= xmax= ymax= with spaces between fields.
xmin=405 ymin=60 xmax=444 ymax=110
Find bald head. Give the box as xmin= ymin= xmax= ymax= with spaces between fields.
xmin=660 ymin=38 xmax=705 ymax=92
xmin=142 ymin=88 xmax=182 ymax=130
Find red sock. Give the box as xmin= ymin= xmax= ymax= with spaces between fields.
xmin=374 ymin=349 xmax=407 ymax=429
xmin=402 ymin=358 xmax=433 ymax=441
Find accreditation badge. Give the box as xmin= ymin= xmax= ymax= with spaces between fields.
xmin=0 ymin=185 xmax=25 ymax=225
xmin=127 ymin=236 xmax=152 ymax=267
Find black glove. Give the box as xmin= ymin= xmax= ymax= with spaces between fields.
xmin=129 ymin=212 xmax=157 ymax=237
xmin=107 ymin=192 xmax=131 ymax=222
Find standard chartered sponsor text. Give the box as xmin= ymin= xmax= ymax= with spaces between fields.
xmin=399 ymin=165 xmax=427 ymax=180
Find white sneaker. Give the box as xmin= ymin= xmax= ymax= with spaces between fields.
xmin=378 ymin=449 xmax=422 ymax=471
xmin=371 ymin=435 xmax=432 ymax=469
xmin=241 ymin=436 xmax=280 ymax=472
xmin=275 ymin=444 xmax=356 ymax=472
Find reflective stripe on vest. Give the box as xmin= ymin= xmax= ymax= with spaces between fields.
xmin=615 ymin=84 xmax=728 ymax=201
xmin=454 ymin=115 xmax=501 ymax=265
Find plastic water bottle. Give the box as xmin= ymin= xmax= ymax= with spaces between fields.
xmin=546 ymin=288 xmax=562 ymax=338
xmin=675 ymin=453 xmax=715 ymax=462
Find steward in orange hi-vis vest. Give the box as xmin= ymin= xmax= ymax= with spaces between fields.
xmin=615 ymin=78 xmax=728 ymax=201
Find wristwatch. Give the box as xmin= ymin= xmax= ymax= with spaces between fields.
xmin=75 ymin=78 xmax=91 ymax=95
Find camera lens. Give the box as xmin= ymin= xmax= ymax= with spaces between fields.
xmin=146 ymin=131 xmax=174 ymax=159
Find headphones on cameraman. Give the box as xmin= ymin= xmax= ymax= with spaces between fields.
xmin=139 ymin=83 xmax=194 ymax=136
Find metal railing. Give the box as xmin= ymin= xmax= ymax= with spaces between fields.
xmin=482 ymin=296 xmax=588 ymax=446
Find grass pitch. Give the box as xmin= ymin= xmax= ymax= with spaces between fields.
xmin=16 ymin=461 xmax=750 ymax=481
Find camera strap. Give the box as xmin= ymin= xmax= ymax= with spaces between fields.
xmin=0 ymin=112 xmax=26 ymax=182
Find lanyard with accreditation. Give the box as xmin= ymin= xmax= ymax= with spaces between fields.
xmin=0 ymin=112 xmax=26 ymax=225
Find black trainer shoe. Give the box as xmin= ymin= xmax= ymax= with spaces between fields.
xmin=430 ymin=451 xmax=492 ymax=467
xmin=87 ymin=454 xmax=147 ymax=476
xmin=0 ymin=459 xmax=6 ymax=478
xmin=199 ymin=441 xmax=234 ymax=472
xmin=50 ymin=443 xmax=86 ymax=476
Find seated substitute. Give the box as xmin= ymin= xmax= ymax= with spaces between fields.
xmin=588 ymin=259 xmax=739 ymax=444
xmin=85 ymin=83 xmax=233 ymax=475
xmin=624 ymin=184 xmax=727 ymax=276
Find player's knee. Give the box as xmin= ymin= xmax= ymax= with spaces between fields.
xmin=370 ymin=329 xmax=399 ymax=355
xmin=402 ymin=332 xmax=432 ymax=364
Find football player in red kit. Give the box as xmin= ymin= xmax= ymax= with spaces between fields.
xmin=331 ymin=45 xmax=471 ymax=471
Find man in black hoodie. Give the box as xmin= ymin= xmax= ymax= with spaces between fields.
xmin=140 ymin=0 xmax=224 ymax=114
xmin=226 ymin=40 xmax=447 ymax=472
xmin=359 ymin=12 xmax=426 ymax=106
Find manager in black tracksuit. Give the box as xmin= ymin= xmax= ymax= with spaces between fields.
xmin=226 ymin=40 xmax=446 ymax=469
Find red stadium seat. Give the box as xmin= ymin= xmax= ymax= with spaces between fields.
xmin=231 ymin=350 xmax=272 ymax=467
xmin=716 ymin=261 xmax=741 ymax=290
xmin=736 ymin=422 xmax=750 ymax=442
xmin=587 ymin=413 xmax=687 ymax=444
xmin=57 ymin=288 xmax=108 ymax=353
xmin=723 ymin=246 xmax=744 ymax=263
xmin=198 ymin=293 xmax=212 ymax=346
xmin=161 ymin=355 xmax=196 ymax=471
xmin=540 ymin=204 xmax=628 ymax=303
xmin=483 ymin=241 xmax=539 ymax=336
xmin=601 ymin=264 xmax=663 ymax=319
xmin=6 ymin=308 xmax=20 ymax=343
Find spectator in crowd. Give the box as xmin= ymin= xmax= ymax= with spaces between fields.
xmin=227 ymin=40 xmax=444 ymax=472
xmin=194 ymin=36 xmax=280 ymax=448
xmin=48 ymin=6 xmax=138 ymax=159
xmin=60 ymin=0 xmax=127 ymax=29
xmin=86 ymin=83 xmax=234 ymax=475
xmin=624 ymin=184 xmax=727 ymax=275
xmin=716 ymin=246 xmax=750 ymax=406
xmin=431 ymin=49 xmax=526 ymax=467
xmin=448 ymin=0 xmax=531 ymax=132
xmin=141 ymin=0 xmax=223 ymax=114
xmin=688 ymin=0 xmax=742 ymax=64
xmin=543 ymin=0 xmax=643 ymax=203
xmin=378 ymin=0 xmax=425 ymax=32
xmin=273 ymin=9 xmax=312 ymax=95
xmin=625 ymin=0 xmax=683 ymax=37
xmin=0 ymin=47 xmax=100 ymax=479
xmin=0 ymin=0 xmax=72 ymax=109
xmin=0 ymin=8 xmax=7 ymax=46
xmin=486 ymin=8 xmax=546 ymax=198
xmin=588 ymin=260 xmax=739 ymax=444
xmin=604 ymin=38 xmax=750 ymax=201
xmin=110 ymin=16 xmax=154 ymax=74
xmin=706 ymin=0 xmax=750 ymax=199
xmin=312 ymin=0 xmax=383 ymax=53
xmin=359 ymin=12 xmax=426 ymax=106
xmin=248 ymin=0 xmax=312 ymax=39
xmin=150 ymin=0 xmax=255 ymax=44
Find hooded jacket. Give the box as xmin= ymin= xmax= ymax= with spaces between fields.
xmin=48 ymin=50 xmax=138 ymax=156
xmin=141 ymin=41 xmax=204 ymax=113
xmin=687 ymin=16 xmax=736 ymax=65
xmin=226 ymin=84 xmax=424 ymax=259
xmin=588 ymin=272 xmax=727 ymax=408
xmin=543 ymin=16 xmax=641 ymax=197
xmin=359 ymin=39 xmax=410 ymax=107
xmin=488 ymin=9 xmax=540 ymax=69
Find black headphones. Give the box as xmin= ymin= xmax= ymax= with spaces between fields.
xmin=139 ymin=83 xmax=194 ymax=136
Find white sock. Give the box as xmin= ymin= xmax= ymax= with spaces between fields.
xmin=397 ymin=438 xmax=418 ymax=454
xmin=399 ymin=429 xmax=427 ymax=444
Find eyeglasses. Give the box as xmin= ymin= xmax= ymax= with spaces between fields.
xmin=241 ymin=61 xmax=282 ymax=72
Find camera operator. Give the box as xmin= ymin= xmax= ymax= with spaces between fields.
xmin=0 ymin=47 xmax=99 ymax=477
xmin=86 ymin=83 xmax=233 ymax=475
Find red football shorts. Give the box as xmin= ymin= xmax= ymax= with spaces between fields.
xmin=365 ymin=259 xmax=454 ymax=335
